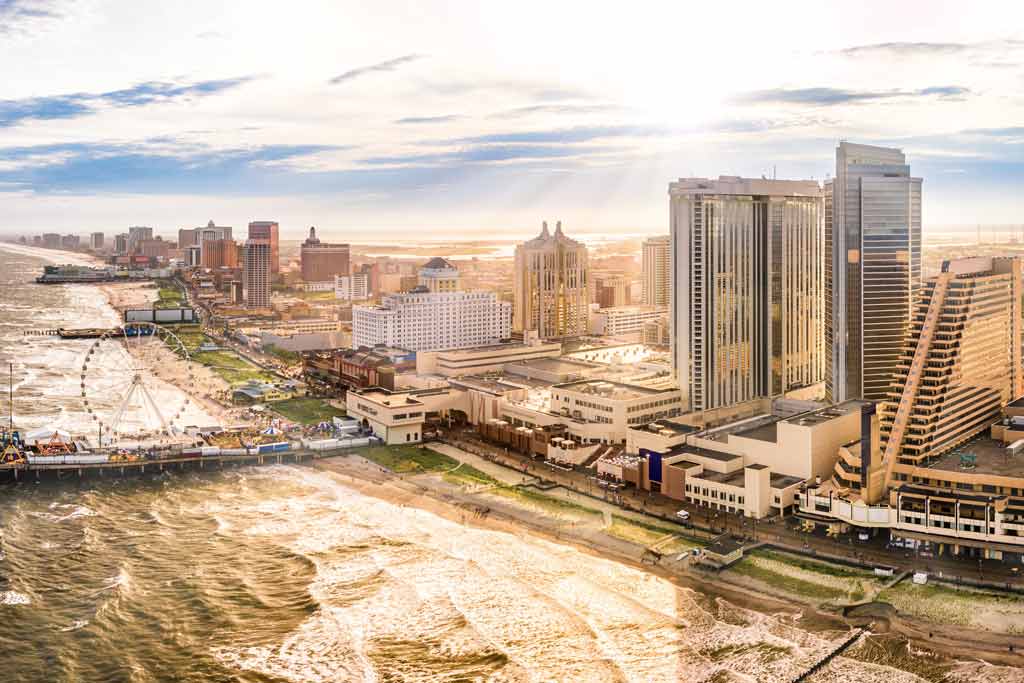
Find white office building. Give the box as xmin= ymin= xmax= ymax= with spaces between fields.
xmin=591 ymin=305 xmax=668 ymax=337
xmin=335 ymin=271 xmax=372 ymax=302
xmin=352 ymin=261 xmax=511 ymax=351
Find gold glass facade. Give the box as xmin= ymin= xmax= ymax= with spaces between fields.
xmin=670 ymin=177 xmax=824 ymax=412
xmin=513 ymin=222 xmax=590 ymax=339
xmin=879 ymin=257 xmax=1023 ymax=475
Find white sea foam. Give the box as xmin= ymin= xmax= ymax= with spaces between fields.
xmin=59 ymin=619 xmax=90 ymax=632
xmin=0 ymin=591 xmax=30 ymax=605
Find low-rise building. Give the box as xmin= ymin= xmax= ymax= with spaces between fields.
xmin=303 ymin=346 xmax=413 ymax=392
xmin=415 ymin=337 xmax=562 ymax=377
xmin=591 ymin=305 xmax=668 ymax=338
xmin=346 ymin=386 xmax=465 ymax=444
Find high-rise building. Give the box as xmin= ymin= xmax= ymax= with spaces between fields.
xmin=874 ymin=257 xmax=1024 ymax=494
xmin=128 ymin=226 xmax=153 ymax=252
xmin=353 ymin=260 xmax=511 ymax=351
xmin=300 ymin=226 xmax=350 ymax=283
xmin=201 ymin=238 xmax=239 ymax=269
xmin=248 ymin=221 xmax=279 ymax=274
xmin=198 ymin=220 xmax=232 ymax=244
xmin=178 ymin=228 xmax=199 ymax=249
xmin=42 ymin=233 xmax=61 ymax=249
xmin=826 ymin=142 xmax=922 ymax=403
xmin=137 ymin=237 xmax=169 ymax=260
xmin=418 ymin=257 xmax=459 ymax=292
xmin=670 ymin=176 xmax=824 ymax=412
xmin=244 ymin=238 xmax=271 ymax=309
xmin=61 ymin=234 xmax=80 ymax=250
xmin=89 ymin=232 xmax=104 ymax=250
xmin=641 ymin=235 xmax=671 ymax=307
xmin=334 ymin=271 xmax=372 ymax=302
xmin=513 ymin=221 xmax=589 ymax=340
xmin=595 ymin=275 xmax=631 ymax=308
xmin=114 ymin=233 xmax=128 ymax=255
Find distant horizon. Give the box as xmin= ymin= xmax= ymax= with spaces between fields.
xmin=7 ymin=223 xmax=1024 ymax=246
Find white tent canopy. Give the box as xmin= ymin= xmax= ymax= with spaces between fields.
xmin=24 ymin=427 xmax=72 ymax=444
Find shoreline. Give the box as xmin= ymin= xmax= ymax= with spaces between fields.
xmin=312 ymin=449 xmax=1024 ymax=671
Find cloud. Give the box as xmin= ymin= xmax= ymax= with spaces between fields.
xmin=833 ymin=39 xmax=1024 ymax=67
xmin=0 ymin=0 xmax=63 ymax=34
xmin=489 ymin=103 xmax=621 ymax=119
xmin=961 ymin=126 xmax=1024 ymax=138
xmin=394 ymin=115 xmax=461 ymax=124
xmin=329 ymin=54 xmax=423 ymax=85
xmin=838 ymin=41 xmax=971 ymax=58
xmin=735 ymin=86 xmax=971 ymax=106
xmin=0 ymin=140 xmax=359 ymax=194
xmin=444 ymin=124 xmax=670 ymax=145
xmin=0 ymin=76 xmax=257 ymax=127
xmin=359 ymin=144 xmax=615 ymax=168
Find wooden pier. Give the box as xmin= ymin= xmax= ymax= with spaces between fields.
xmin=0 ymin=448 xmax=327 ymax=481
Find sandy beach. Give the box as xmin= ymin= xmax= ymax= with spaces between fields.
xmin=312 ymin=448 xmax=1024 ymax=674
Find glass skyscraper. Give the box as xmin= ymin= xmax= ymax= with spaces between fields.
xmin=826 ymin=142 xmax=922 ymax=403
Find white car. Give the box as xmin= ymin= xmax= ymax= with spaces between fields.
xmin=676 ymin=510 xmax=690 ymax=521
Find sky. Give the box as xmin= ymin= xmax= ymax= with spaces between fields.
xmin=1 ymin=0 xmax=1023 ymax=240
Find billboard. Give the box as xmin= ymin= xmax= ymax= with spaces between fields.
xmin=125 ymin=307 xmax=197 ymax=323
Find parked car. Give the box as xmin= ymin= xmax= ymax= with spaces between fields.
xmin=676 ymin=510 xmax=690 ymax=522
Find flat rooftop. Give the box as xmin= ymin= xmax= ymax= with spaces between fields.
xmin=449 ymin=375 xmax=527 ymax=395
xmin=704 ymin=414 xmax=778 ymax=443
xmin=770 ymin=473 xmax=805 ymax=489
xmin=506 ymin=357 xmax=598 ymax=374
xmin=735 ymin=421 xmax=778 ymax=443
xmin=438 ymin=340 xmax=559 ymax=356
xmin=924 ymin=435 xmax=1024 ymax=478
xmin=633 ymin=420 xmax=700 ymax=436
xmin=668 ymin=444 xmax=743 ymax=464
xmin=692 ymin=470 xmax=746 ymax=487
xmin=555 ymin=378 xmax=669 ymax=399
xmin=783 ymin=400 xmax=867 ymax=426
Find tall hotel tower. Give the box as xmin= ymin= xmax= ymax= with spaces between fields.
xmin=244 ymin=237 xmax=271 ymax=309
xmin=670 ymin=176 xmax=824 ymax=411
xmin=641 ymin=235 xmax=671 ymax=307
xmin=513 ymin=221 xmax=590 ymax=340
xmin=826 ymin=142 xmax=922 ymax=402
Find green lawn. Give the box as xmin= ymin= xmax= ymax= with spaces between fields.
xmin=170 ymin=325 xmax=208 ymax=353
xmin=358 ymin=445 xmax=461 ymax=474
xmin=264 ymin=344 xmax=302 ymax=364
xmin=194 ymin=349 xmax=278 ymax=385
xmin=605 ymin=515 xmax=702 ymax=551
xmin=879 ymin=580 xmax=1024 ymax=632
xmin=443 ymin=463 xmax=500 ymax=487
xmin=727 ymin=549 xmax=881 ymax=603
xmin=269 ymin=397 xmax=346 ymax=424
xmin=292 ymin=290 xmax=338 ymax=301
xmin=155 ymin=286 xmax=186 ymax=309
xmin=486 ymin=486 xmax=602 ymax=519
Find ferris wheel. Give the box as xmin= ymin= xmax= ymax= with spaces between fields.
xmin=80 ymin=323 xmax=196 ymax=441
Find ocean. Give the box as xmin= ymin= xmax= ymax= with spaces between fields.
xmin=0 ymin=244 xmax=1020 ymax=682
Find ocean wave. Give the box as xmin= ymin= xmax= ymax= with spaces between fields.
xmin=59 ymin=619 xmax=90 ymax=632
